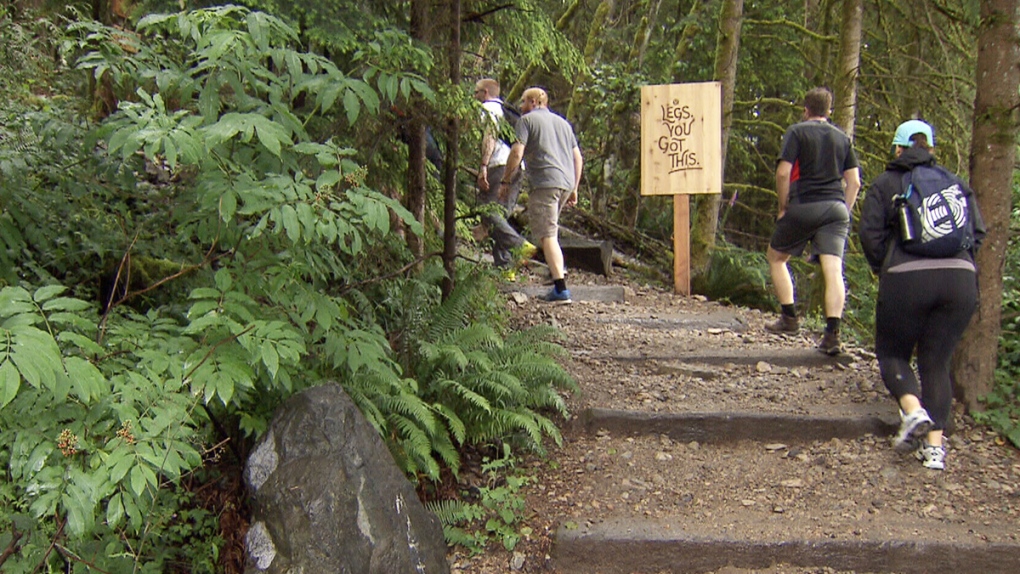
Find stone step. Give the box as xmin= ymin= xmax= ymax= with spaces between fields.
xmin=574 ymin=408 xmax=898 ymax=443
xmin=590 ymin=347 xmax=854 ymax=368
xmin=568 ymin=350 xmax=885 ymax=425
xmin=543 ymin=431 xmax=1020 ymax=574
xmin=512 ymin=284 xmax=627 ymax=303
xmin=554 ymin=522 xmax=1020 ymax=574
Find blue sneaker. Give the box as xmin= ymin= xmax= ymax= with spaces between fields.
xmin=542 ymin=288 xmax=572 ymax=304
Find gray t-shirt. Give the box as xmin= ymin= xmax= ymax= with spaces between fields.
xmin=515 ymin=107 xmax=578 ymax=191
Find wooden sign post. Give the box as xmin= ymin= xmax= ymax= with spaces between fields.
xmin=640 ymin=82 xmax=722 ymax=295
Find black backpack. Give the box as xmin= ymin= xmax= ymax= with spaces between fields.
xmin=894 ymin=164 xmax=974 ymax=257
xmin=486 ymin=99 xmax=521 ymax=146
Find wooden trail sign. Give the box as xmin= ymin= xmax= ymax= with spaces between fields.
xmin=640 ymin=82 xmax=722 ymax=295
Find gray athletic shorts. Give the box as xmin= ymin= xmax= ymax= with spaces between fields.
xmin=529 ymin=187 xmax=572 ymax=240
xmin=769 ymin=200 xmax=850 ymax=258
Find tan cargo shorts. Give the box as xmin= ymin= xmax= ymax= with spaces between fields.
xmin=529 ymin=187 xmax=572 ymax=240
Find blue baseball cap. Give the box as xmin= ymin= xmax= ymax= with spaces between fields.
xmin=891 ymin=120 xmax=934 ymax=152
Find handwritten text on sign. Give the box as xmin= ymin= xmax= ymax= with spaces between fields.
xmin=640 ymin=82 xmax=721 ymax=196
xmin=658 ymin=100 xmax=700 ymax=173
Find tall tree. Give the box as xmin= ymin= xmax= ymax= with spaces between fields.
xmin=831 ymin=0 xmax=861 ymax=138
xmin=442 ymin=0 xmax=462 ymax=299
xmin=691 ymin=0 xmax=743 ymax=276
xmin=406 ymin=0 xmax=432 ymax=261
xmin=954 ymin=0 xmax=1020 ymax=412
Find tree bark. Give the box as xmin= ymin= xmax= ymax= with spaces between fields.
xmin=635 ymin=0 xmax=663 ymax=68
xmin=442 ymin=0 xmax=462 ymax=300
xmin=953 ymin=0 xmax=1020 ymax=412
xmin=672 ymin=0 xmax=706 ymax=74
xmin=690 ymin=0 xmax=743 ymax=277
xmin=506 ymin=0 xmax=582 ymax=103
xmin=405 ymin=0 xmax=432 ymax=261
xmin=831 ymin=0 xmax=862 ymax=139
xmin=566 ymin=0 xmax=615 ymax=122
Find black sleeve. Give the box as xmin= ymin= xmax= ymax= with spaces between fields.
xmin=858 ymin=173 xmax=895 ymax=273
xmin=962 ymin=180 xmax=987 ymax=252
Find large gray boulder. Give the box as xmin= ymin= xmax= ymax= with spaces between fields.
xmin=243 ymin=383 xmax=450 ymax=574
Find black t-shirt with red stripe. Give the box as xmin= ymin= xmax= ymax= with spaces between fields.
xmin=779 ymin=120 xmax=858 ymax=203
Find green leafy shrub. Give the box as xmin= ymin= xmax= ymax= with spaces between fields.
xmin=348 ymin=264 xmax=578 ymax=481
xmin=1 ymin=6 xmax=579 ymax=570
xmin=427 ymin=450 xmax=535 ymax=554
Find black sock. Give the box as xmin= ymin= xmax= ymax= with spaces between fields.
xmin=554 ymin=279 xmax=567 ymax=292
xmin=826 ymin=317 xmax=841 ymax=334
xmin=781 ymin=304 xmax=796 ymax=318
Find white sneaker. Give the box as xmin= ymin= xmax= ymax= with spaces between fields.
xmin=892 ymin=408 xmax=934 ymax=453
xmin=915 ymin=442 xmax=945 ymax=470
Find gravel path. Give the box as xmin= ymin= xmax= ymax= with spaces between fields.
xmin=449 ymin=272 xmax=1020 ymax=574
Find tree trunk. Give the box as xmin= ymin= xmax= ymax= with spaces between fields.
xmin=690 ymin=0 xmax=743 ymax=277
xmin=506 ymin=0 xmax=582 ymax=103
xmin=566 ymin=0 xmax=615 ymax=123
xmin=617 ymin=0 xmax=664 ymax=229
xmin=831 ymin=0 xmax=861 ymax=139
xmin=441 ymin=0 xmax=462 ymax=300
xmin=802 ymin=0 xmax=822 ymax=81
xmin=405 ymin=0 xmax=431 ymax=261
xmin=672 ymin=0 xmax=706 ymax=75
xmin=953 ymin=0 xmax=1020 ymax=412
xmin=635 ymin=0 xmax=663 ymax=68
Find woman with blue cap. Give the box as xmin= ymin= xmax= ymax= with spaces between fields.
xmin=858 ymin=119 xmax=985 ymax=471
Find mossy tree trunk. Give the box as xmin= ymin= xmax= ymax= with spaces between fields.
xmin=953 ymin=0 xmax=1020 ymax=412
xmin=830 ymin=0 xmax=861 ymax=139
xmin=690 ymin=0 xmax=743 ymax=278
xmin=506 ymin=0 xmax=583 ymax=104
xmin=405 ymin=0 xmax=432 ymax=261
xmin=442 ymin=0 xmax=462 ymax=299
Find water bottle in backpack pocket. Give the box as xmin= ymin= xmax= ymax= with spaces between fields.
xmin=894 ymin=195 xmax=918 ymax=244
xmin=894 ymin=165 xmax=974 ymax=257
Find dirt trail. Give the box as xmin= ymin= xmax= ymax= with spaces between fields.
xmin=449 ymin=272 xmax=1020 ymax=574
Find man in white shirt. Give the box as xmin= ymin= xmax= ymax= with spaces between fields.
xmin=474 ymin=78 xmax=529 ymax=268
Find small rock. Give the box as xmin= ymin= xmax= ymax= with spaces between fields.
xmin=510 ymin=551 xmax=526 ymax=571
xmin=765 ymin=443 xmax=788 ymax=451
xmin=741 ymin=499 xmax=756 ymax=506
xmin=781 ymin=479 xmax=804 ymax=488
xmin=510 ymin=292 xmax=528 ymax=305
xmin=655 ymin=452 xmax=673 ymax=462
xmin=756 ymin=361 xmax=773 ymax=373
xmin=879 ymin=466 xmax=900 ymax=480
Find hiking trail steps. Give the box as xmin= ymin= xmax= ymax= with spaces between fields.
xmin=507 ymin=284 xmax=1020 ymax=574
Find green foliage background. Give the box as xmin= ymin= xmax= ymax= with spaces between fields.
xmin=0 ymin=4 xmax=576 ymax=570
xmin=0 ymin=0 xmax=1017 ymax=570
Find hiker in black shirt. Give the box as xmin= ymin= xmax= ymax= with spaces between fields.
xmin=858 ymin=119 xmax=985 ymax=470
xmin=765 ymin=87 xmax=861 ymax=356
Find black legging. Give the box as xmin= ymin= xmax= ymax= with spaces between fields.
xmin=875 ymin=268 xmax=977 ymax=431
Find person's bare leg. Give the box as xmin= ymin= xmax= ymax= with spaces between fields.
xmin=899 ymin=394 xmax=923 ymax=415
xmin=818 ymin=253 xmax=846 ymax=318
xmin=899 ymin=394 xmax=943 ymax=447
xmin=542 ymin=235 xmax=565 ymax=280
xmin=767 ymin=247 xmax=794 ymax=305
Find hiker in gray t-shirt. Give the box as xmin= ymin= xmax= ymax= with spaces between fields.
xmin=499 ymin=87 xmax=583 ymax=303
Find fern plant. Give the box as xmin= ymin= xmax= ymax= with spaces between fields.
xmin=357 ymin=264 xmax=578 ymax=481
xmin=426 ymin=450 xmax=535 ymax=554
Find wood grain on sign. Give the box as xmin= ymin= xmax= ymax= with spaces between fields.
xmin=641 ymin=82 xmax=722 ymax=196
